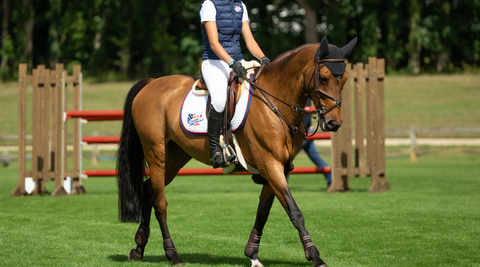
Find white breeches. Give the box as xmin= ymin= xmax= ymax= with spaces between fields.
xmin=201 ymin=59 xmax=243 ymax=113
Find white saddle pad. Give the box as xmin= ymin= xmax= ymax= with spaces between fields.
xmin=180 ymin=74 xmax=254 ymax=136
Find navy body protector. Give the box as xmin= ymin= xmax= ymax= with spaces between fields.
xmin=200 ymin=0 xmax=244 ymax=61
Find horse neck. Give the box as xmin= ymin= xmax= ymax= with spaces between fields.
xmin=260 ymin=46 xmax=316 ymax=117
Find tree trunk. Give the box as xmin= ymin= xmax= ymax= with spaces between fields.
xmin=408 ymin=0 xmax=421 ymax=74
xmin=296 ymin=0 xmax=319 ymax=43
xmin=23 ymin=0 xmax=34 ymax=68
xmin=437 ymin=1 xmax=451 ymax=73
xmin=1 ymin=0 xmax=10 ymax=78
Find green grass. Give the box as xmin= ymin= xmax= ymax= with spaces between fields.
xmin=0 ymin=152 xmax=479 ymax=266
xmin=385 ymin=74 xmax=480 ymax=130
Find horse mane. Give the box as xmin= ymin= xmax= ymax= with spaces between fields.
xmin=271 ymin=43 xmax=319 ymax=65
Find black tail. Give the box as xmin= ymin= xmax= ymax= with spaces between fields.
xmin=116 ymin=78 xmax=154 ymax=223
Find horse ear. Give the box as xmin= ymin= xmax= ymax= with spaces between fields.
xmin=340 ymin=37 xmax=358 ymax=57
xmin=315 ymin=35 xmax=330 ymax=61
xmin=320 ymin=35 xmax=330 ymax=58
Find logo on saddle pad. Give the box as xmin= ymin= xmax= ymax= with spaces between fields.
xmin=235 ymin=5 xmax=242 ymax=12
xmin=187 ymin=113 xmax=204 ymax=126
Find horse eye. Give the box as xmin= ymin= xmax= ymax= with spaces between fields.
xmin=336 ymin=75 xmax=343 ymax=80
xmin=320 ymin=76 xmax=328 ymax=84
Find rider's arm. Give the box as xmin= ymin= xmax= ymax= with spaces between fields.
xmin=242 ymin=21 xmax=266 ymax=61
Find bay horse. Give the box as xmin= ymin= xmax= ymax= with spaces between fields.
xmin=117 ymin=36 xmax=357 ymax=267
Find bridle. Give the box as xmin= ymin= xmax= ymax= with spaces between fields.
xmin=306 ymin=58 xmax=345 ymax=120
xmin=241 ymin=56 xmax=346 ymax=140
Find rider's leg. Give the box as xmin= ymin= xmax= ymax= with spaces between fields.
xmin=202 ymin=59 xmax=232 ymax=168
xmin=201 ymin=59 xmax=230 ymax=113
xmin=207 ymin=105 xmax=225 ymax=168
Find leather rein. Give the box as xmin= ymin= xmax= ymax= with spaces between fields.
xmin=242 ymin=57 xmax=346 ymax=140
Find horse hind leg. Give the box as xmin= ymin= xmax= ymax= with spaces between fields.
xmin=151 ymin=141 xmax=191 ymax=265
xmin=128 ymin=179 xmax=154 ymax=261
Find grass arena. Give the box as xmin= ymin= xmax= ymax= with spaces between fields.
xmin=1 ymin=152 xmax=479 ymax=266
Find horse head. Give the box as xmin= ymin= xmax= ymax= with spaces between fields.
xmin=308 ymin=36 xmax=357 ymax=132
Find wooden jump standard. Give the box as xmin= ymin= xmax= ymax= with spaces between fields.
xmin=11 ymin=58 xmax=389 ymax=197
xmin=331 ymin=58 xmax=391 ymax=193
xmin=11 ymin=63 xmax=84 ymax=197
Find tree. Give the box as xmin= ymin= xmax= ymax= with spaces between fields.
xmin=1 ymin=0 xmax=10 ymax=79
xmin=22 ymin=0 xmax=34 ymax=68
xmin=296 ymin=0 xmax=319 ymax=43
xmin=408 ymin=0 xmax=422 ymax=74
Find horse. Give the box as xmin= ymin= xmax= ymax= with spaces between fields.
xmin=116 ymin=36 xmax=357 ymax=267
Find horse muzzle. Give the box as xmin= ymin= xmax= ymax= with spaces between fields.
xmin=321 ymin=117 xmax=343 ymax=132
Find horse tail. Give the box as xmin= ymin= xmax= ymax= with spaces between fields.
xmin=116 ymin=78 xmax=154 ymax=223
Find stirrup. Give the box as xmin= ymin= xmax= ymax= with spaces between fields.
xmin=223 ymin=144 xmax=238 ymax=165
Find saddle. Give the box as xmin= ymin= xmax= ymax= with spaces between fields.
xmin=196 ymin=71 xmax=239 ymax=125
xmin=196 ymin=71 xmax=240 ymax=165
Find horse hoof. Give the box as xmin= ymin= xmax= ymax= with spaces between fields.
xmin=128 ymin=249 xmax=142 ymax=261
xmin=172 ymin=258 xmax=185 ymax=266
xmin=251 ymin=259 xmax=264 ymax=267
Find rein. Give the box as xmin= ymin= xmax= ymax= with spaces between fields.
xmin=243 ymin=57 xmax=345 ymax=140
xmin=242 ymin=73 xmax=308 ymax=139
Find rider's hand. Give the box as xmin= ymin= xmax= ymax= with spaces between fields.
xmin=261 ymin=56 xmax=270 ymax=66
xmin=230 ymin=61 xmax=247 ymax=78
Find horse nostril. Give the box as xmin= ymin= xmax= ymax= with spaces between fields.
xmin=326 ymin=120 xmax=341 ymax=131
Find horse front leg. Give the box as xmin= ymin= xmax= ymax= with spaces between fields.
xmin=128 ymin=179 xmax=154 ymax=261
xmin=245 ymin=179 xmax=276 ymax=267
xmin=262 ymin=162 xmax=328 ymax=267
xmin=281 ymin=187 xmax=327 ymax=267
xmin=283 ymin=192 xmax=326 ymax=267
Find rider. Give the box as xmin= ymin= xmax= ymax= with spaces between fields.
xmin=200 ymin=0 xmax=270 ymax=168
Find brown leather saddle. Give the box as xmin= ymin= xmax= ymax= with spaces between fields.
xmin=196 ymin=71 xmax=240 ymax=165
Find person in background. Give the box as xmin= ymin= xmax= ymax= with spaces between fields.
xmin=287 ymin=99 xmax=332 ymax=189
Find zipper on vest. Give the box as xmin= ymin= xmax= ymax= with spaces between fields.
xmin=230 ymin=0 xmax=239 ymax=60
xmin=230 ymin=0 xmax=236 ymax=19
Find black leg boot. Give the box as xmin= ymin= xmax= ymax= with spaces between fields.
xmin=208 ymin=106 xmax=225 ymax=168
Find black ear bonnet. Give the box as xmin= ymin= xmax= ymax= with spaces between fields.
xmin=314 ymin=36 xmax=358 ymax=76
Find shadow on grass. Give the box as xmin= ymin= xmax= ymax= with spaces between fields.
xmin=289 ymin=186 xmax=369 ymax=193
xmin=108 ymin=253 xmax=311 ymax=266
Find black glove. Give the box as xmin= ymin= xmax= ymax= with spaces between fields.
xmin=261 ymin=56 xmax=270 ymax=66
xmin=230 ymin=60 xmax=247 ymax=78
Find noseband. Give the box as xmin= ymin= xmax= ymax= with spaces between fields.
xmin=306 ymin=58 xmax=345 ymax=118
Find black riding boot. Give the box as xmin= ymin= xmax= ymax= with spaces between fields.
xmin=208 ymin=106 xmax=226 ymax=168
